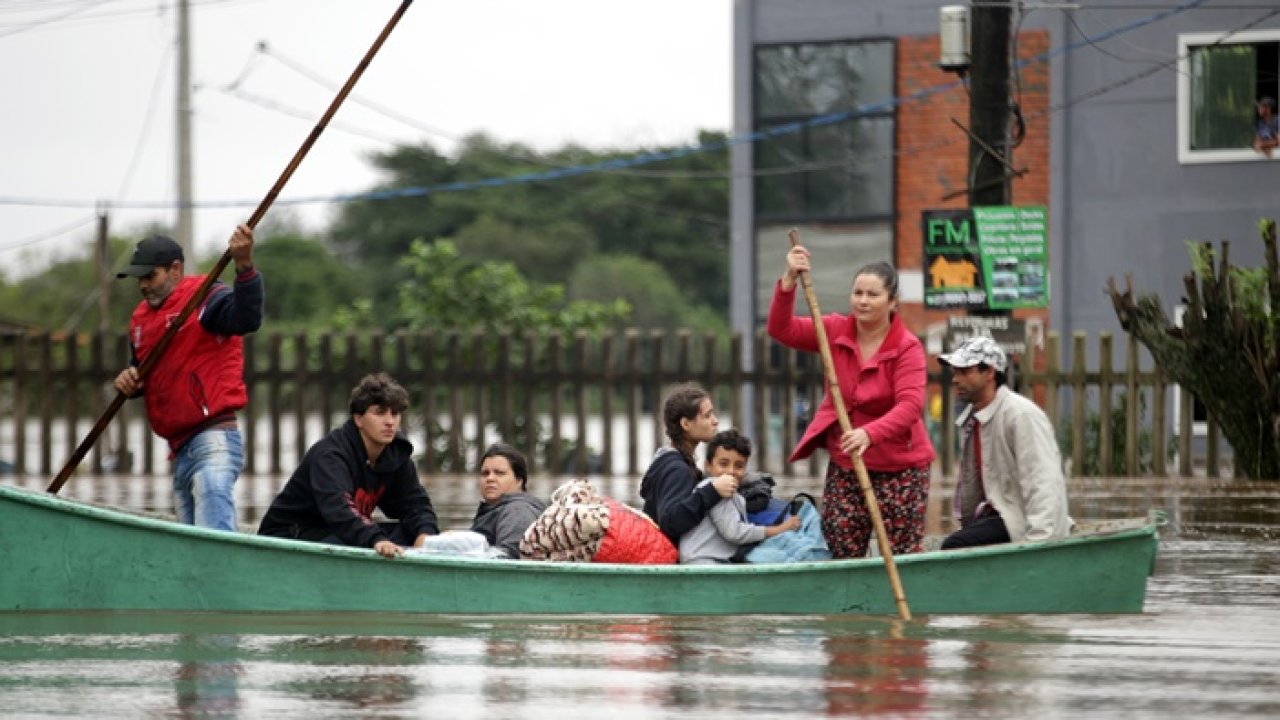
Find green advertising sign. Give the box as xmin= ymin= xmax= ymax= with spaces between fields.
xmin=923 ymin=206 xmax=1048 ymax=310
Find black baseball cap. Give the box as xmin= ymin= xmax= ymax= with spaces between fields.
xmin=117 ymin=235 xmax=185 ymax=278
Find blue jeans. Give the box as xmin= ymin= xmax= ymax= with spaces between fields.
xmin=173 ymin=428 xmax=244 ymax=531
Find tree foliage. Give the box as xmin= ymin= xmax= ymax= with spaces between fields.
xmin=390 ymin=239 xmax=629 ymax=334
xmin=328 ymin=132 xmax=729 ymax=324
xmin=1107 ymin=219 xmax=1280 ymax=479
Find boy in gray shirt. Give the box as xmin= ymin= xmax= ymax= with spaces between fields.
xmin=678 ymin=430 xmax=800 ymax=564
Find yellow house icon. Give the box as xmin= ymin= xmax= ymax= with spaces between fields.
xmin=929 ymin=256 xmax=980 ymax=288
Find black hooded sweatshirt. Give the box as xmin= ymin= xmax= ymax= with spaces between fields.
xmin=639 ymin=447 xmax=721 ymax=544
xmin=258 ymin=419 xmax=438 ymax=548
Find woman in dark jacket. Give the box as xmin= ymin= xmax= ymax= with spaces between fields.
xmin=638 ymin=383 xmax=737 ymax=545
xmin=471 ymin=443 xmax=547 ymax=559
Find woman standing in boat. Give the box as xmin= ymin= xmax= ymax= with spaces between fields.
xmin=471 ymin=443 xmax=546 ymax=559
xmin=639 ymin=383 xmax=738 ymax=545
xmin=768 ymin=249 xmax=935 ymax=559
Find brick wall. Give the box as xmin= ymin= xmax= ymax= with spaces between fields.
xmin=894 ymin=31 xmax=1051 ymax=336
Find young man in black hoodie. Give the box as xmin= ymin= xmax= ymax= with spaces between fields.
xmin=258 ymin=373 xmax=438 ymax=558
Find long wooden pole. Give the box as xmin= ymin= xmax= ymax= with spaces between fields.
xmin=48 ymin=0 xmax=415 ymax=494
xmin=787 ymin=228 xmax=912 ymax=621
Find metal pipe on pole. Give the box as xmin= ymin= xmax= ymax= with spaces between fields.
xmin=176 ymin=0 xmax=195 ymax=257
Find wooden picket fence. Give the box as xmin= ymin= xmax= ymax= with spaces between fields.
xmin=0 ymin=328 xmax=1233 ymax=479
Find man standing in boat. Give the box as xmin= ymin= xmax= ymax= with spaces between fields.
xmin=114 ymin=227 xmax=263 ymax=531
xmin=258 ymin=373 xmax=439 ymax=558
xmin=937 ymin=336 xmax=1071 ymax=549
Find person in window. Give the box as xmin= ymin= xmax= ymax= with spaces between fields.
xmin=1254 ymin=96 xmax=1278 ymax=158
xmin=471 ymin=443 xmax=546 ymax=559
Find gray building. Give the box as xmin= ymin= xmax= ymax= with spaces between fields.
xmin=731 ymin=0 xmax=1278 ymax=446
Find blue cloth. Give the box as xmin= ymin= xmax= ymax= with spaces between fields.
xmin=173 ymin=427 xmax=244 ymax=531
xmin=745 ymin=501 xmax=832 ymax=563
xmin=746 ymin=497 xmax=791 ymax=526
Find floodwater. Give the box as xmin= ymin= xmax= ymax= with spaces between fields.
xmin=1 ymin=475 xmax=1278 ymax=718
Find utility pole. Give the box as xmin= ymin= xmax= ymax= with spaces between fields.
xmin=176 ymin=0 xmax=195 ymax=258
xmin=95 ymin=206 xmax=110 ymax=334
xmin=968 ymin=2 xmax=1013 ymax=207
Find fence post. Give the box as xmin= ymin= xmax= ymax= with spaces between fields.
xmin=650 ymin=330 xmax=666 ymax=463
xmin=1179 ymin=385 xmax=1193 ymax=476
xmin=268 ymin=333 xmax=283 ymax=475
xmin=473 ymin=330 xmax=488 ymax=469
xmin=39 ymin=332 xmax=52 ymax=476
xmin=523 ymin=332 xmax=537 ymax=473
xmin=14 ymin=333 xmax=27 ymax=475
xmin=730 ymin=333 xmax=744 ymax=434
xmin=601 ymin=333 xmax=614 ymax=475
xmin=1070 ymin=332 xmax=1087 ymax=477
xmin=64 ymin=333 xmax=80 ymax=478
xmin=1098 ymin=333 xmax=1114 ymax=477
xmin=1206 ymin=416 xmax=1220 ymax=478
xmin=573 ymin=330 xmax=588 ymax=473
xmin=498 ymin=332 xmax=513 ymax=444
xmin=90 ymin=331 xmax=105 ymax=473
xmin=318 ymin=334 xmax=333 ymax=432
xmin=624 ymin=330 xmax=640 ymax=476
xmin=754 ymin=329 xmax=771 ymax=474
xmin=547 ymin=332 xmax=562 ymax=474
xmin=1152 ymin=365 xmax=1167 ymax=477
xmin=446 ymin=332 xmax=463 ymax=471
xmin=1125 ymin=333 xmax=1139 ymax=477
xmin=420 ymin=330 xmax=437 ymax=473
xmin=294 ymin=332 xmax=309 ymax=467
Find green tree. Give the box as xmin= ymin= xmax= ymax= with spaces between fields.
xmin=392 ymin=239 xmax=629 ymax=333
xmin=568 ymin=254 xmax=727 ymax=332
xmin=252 ymin=232 xmax=360 ymax=328
xmin=0 ymin=237 xmax=139 ymax=333
xmin=1108 ymin=219 xmax=1280 ymax=479
xmin=327 ymin=131 xmax=730 ymax=326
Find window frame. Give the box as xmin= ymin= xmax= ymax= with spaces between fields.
xmin=752 ymin=37 xmax=897 ymax=224
xmin=1176 ymin=29 xmax=1280 ymax=165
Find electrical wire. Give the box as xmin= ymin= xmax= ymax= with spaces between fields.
xmin=0 ymin=214 xmax=97 ymax=252
xmin=0 ymin=0 xmax=1239 ymax=209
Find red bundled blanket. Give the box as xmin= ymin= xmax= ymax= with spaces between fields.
xmin=519 ymin=480 xmax=677 ymax=564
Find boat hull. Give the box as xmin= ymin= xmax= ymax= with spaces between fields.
xmin=0 ymin=484 xmax=1159 ymax=615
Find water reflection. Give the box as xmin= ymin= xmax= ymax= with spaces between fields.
xmin=174 ymin=634 xmax=241 ymax=719
xmin=275 ymin=636 xmax=423 ymax=711
xmin=821 ymin=619 xmax=929 ymax=716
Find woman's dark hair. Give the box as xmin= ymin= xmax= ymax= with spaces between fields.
xmin=663 ymin=382 xmax=710 ymax=458
xmin=853 ymin=261 xmax=900 ymax=301
xmin=481 ymin=442 xmax=529 ymax=490
xmin=349 ymin=372 xmax=409 ymax=415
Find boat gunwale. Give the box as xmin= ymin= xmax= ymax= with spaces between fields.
xmin=0 ymin=483 xmax=1160 ymax=576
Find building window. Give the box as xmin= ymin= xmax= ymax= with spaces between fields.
xmin=753 ymin=39 xmax=895 ymax=318
xmin=754 ymin=40 xmax=895 ymax=221
xmin=1177 ymin=30 xmax=1280 ymax=164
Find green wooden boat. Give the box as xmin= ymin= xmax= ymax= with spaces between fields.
xmin=0 ymin=484 xmax=1162 ymax=615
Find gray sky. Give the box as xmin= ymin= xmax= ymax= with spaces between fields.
xmin=0 ymin=0 xmax=731 ymax=276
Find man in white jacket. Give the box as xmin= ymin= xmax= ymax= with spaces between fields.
xmin=938 ymin=336 xmax=1071 ymax=549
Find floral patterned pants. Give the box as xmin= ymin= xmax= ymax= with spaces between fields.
xmin=820 ymin=462 xmax=930 ymax=559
